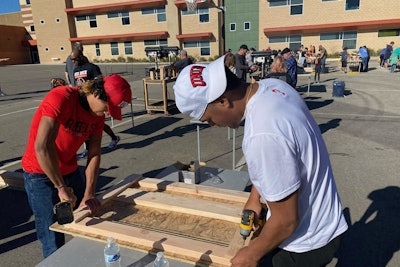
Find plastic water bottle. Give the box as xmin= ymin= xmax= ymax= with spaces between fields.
xmin=104 ymin=237 xmax=121 ymax=267
xmin=153 ymin=252 xmax=169 ymax=267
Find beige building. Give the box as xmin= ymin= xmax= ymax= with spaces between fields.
xmin=0 ymin=12 xmax=31 ymax=65
xmin=259 ymin=0 xmax=400 ymax=55
xmin=16 ymin=0 xmax=224 ymax=64
xmin=3 ymin=0 xmax=400 ymax=64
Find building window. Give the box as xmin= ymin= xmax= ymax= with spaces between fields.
xmin=110 ymin=42 xmax=119 ymax=56
xmin=40 ymin=20 xmax=45 ymax=24
xmin=244 ymin=21 xmax=251 ymax=31
xmin=26 ymin=0 xmax=31 ymax=5
xmin=141 ymin=7 xmax=166 ymax=22
xmin=345 ymin=0 xmax=359 ymax=10
xmin=198 ymin=7 xmax=209 ymax=23
xmin=44 ymin=47 xmax=49 ymax=52
xmin=55 ymin=18 xmax=61 ymax=23
xmin=269 ymin=0 xmax=303 ymax=15
xmin=320 ymin=31 xmax=357 ymax=49
xmin=230 ymin=23 xmax=236 ymax=31
xmin=29 ymin=24 xmax=35 ymax=32
xmin=76 ymin=15 xmax=97 ymax=28
xmin=107 ymin=11 xmax=130 ymax=25
xmin=144 ymin=39 xmax=168 ymax=46
xmin=378 ymin=29 xmax=400 ymax=37
xmin=60 ymin=47 xmax=64 ymax=51
xmin=269 ymin=0 xmax=288 ymax=7
xmin=89 ymin=15 xmax=97 ymax=28
xmin=182 ymin=7 xmax=209 ymax=23
xmin=183 ymin=41 xmax=210 ymax=56
xmin=290 ymin=0 xmax=303 ymax=15
xmin=95 ymin=43 xmax=101 ymax=56
xmin=124 ymin=41 xmax=133 ymax=55
xmin=269 ymin=34 xmax=302 ymax=51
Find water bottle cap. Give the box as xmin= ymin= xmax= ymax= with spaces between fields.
xmin=156 ymin=252 xmax=163 ymax=258
xmin=107 ymin=237 xmax=114 ymax=243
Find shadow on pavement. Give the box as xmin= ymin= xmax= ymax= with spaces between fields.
xmin=0 ymin=188 xmax=36 ymax=254
xmin=335 ymin=186 xmax=400 ymax=266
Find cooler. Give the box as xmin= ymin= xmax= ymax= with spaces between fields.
xmin=333 ymin=81 xmax=345 ymax=97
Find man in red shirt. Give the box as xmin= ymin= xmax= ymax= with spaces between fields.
xmin=22 ymin=74 xmax=131 ymax=257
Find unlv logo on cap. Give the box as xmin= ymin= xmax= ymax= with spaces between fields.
xmin=190 ymin=66 xmax=206 ymax=87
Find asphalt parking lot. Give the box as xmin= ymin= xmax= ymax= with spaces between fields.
xmin=0 ymin=59 xmax=399 ymax=266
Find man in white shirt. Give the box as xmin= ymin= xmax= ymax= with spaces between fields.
xmin=173 ymin=55 xmax=348 ymax=267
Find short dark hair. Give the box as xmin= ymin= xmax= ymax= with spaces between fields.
xmin=224 ymin=66 xmax=241 ymax=92
xmin=240 ymin=44 xmax=249 ymax=50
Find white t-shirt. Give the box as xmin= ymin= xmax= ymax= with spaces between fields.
xmin=243 ymin=78 xmax=348 ymax=253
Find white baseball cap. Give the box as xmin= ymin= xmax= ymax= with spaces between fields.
xmin=173 ymin=55 xmax=227 ymax=119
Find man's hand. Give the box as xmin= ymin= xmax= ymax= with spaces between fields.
xmin=58 ymin=187 xmax=77 ymax=208
xmin=230 ymin=246 xmax=258 ymax=267
xmin=79 ymin=195 xmax=101 ymax=215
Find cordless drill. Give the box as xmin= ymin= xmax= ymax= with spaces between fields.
xmin=239 ymin=207 xmax=267 ymax=244
xmin=239 ymin=209 xmax=255 ymax=242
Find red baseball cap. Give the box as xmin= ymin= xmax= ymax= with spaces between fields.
xmin=103 ymin=74 xmax=132 ymax=120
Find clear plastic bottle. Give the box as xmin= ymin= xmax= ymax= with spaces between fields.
xmin=153 ymin=251 xmax=169 ymax=267
xmin=104 ymin=237 xmax=121 ymax=267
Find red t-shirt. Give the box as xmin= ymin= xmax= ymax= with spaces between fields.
xmin=22 ymin=86 xmax=104 ymax=175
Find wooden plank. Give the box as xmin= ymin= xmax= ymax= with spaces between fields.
xmin=0 ymin=170 xmax=25 ymax=190
xmin=74 ymin=174 xmax=142 ymax=223
xmin=51 ymin=217 xmax=231 ymax=267
xmin=52 ymin=176 xmax=248 ymax=266
xmin=116 ymin=187 xmax=242 ymax=223
xmin=138 ymin=178 xmax=249 ymax=204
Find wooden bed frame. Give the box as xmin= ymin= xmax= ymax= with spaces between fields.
xmin=51 ymin=174 xmax=252 ymax=266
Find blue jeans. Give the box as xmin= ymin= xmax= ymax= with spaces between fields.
xmin=24 ymin=169 xmax=85 ymax=258
xmin=321 ymin=57 xmax=327 ymax=73
xmin=390 ymin=63 xmax=397 ymax=73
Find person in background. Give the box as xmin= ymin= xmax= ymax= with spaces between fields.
xmin=384 ymin=41 xmax=394 ymax=70
xmin=379 ymin=48 xmax=387 ymax=68
xmin=309 ymin=45 xmax=316 ymax=55
xmin=22 ymin=74 xmax=132 ymax=258
xmin=65 ymin=42 xmax=87 ymax=87
xmin=340 ymin=46 xmax=348 ymax=73
xmin=357 ymin=46 xmax=369 ymax=72
xmin=224 ymin=52 xmax=237 ymax=75
xmin=235 ymin=44 xmax=257 ymax=81
xmin=172 ymin=50 xmax=193 ymax=74
xmin=389 ymin=46 xmax=400 ymax=73
xmin=71 ymin=48 xmax=121 ymax=158
xmin=281 ymin=48 xmax=297 ymax=88
xmin=318 ymin=45 xmax=328 ymax=73
xmin=314 ymin=53 xmax=322 ymax=84
xmin=246 ymin=47 xmax=256 ymax=68
xmin=173 ymin=55 xmax=348 ymax=267
xmin=265 ymin=55 xmax=292 ymax=85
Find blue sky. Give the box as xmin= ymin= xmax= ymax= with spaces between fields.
xmin=0 ymin=0 xmax=21 ymax=14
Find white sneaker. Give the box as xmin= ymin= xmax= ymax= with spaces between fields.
xmin=108 ymin=136 xmax=120 ymax=150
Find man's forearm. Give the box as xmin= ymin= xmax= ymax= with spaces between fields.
xmin=84 ymin=154 xmax=100 ymax=197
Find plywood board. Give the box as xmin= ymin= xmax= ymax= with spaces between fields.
xmin=51 ymin=177 xmax=251 ymax=266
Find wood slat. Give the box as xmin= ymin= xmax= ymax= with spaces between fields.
xmin=116 ymin=187 xmax=242 ymax=223
xmin=138 ymin=178 xmax=249 ymax=203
